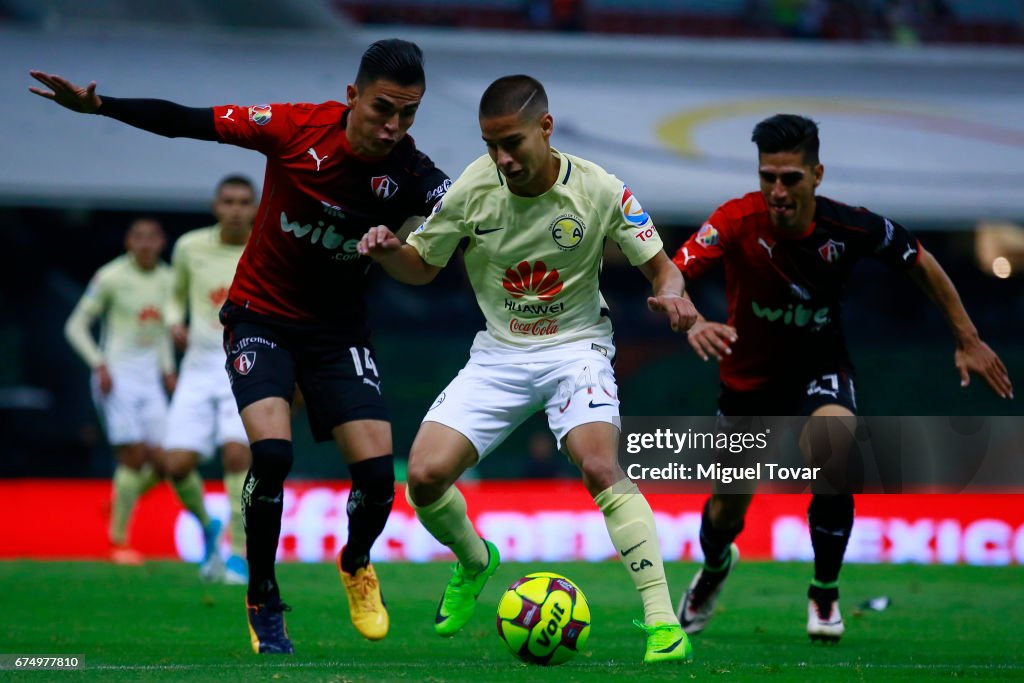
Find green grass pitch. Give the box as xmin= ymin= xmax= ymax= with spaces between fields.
xmin=2 ymin=560 xmax=1021 ymax=682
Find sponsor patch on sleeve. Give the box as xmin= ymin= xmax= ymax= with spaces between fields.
xmin=248 ymin=104 xmax=272 ymax=126
xmin=620 ymin=185 xmax=651 ymax=226
xmin=696 ymin=223 xmax=719 ymax=247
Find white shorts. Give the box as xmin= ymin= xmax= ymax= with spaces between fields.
xmin=92 ymin=364 xmax=168 ymax=447
xmin=424 ymin=341 xmax=620 ymax=459
xmin=163 ymin=350 xmax=248 ymax=459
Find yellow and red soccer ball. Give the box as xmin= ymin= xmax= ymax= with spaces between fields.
xmin=496 ymin=572 xmax=591 ymax=666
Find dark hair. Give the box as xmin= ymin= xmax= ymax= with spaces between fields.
xmin=127 ymin=216 xmax=163 ymax=235
xmin=355 ymin=38 xmax=425 ymax=89
xmin=751 ymin=114 xmax=820 ymax=165
xmin=216 ymin=174 xmax=256 ymax=196
xmin=479 ymin=74 xmax=548 ymax=121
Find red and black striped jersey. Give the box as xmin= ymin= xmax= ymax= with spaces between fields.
xmin=213 ymin=101 xmax=449 ymax=333
xmin=674 ymin=192 xmax=921 ymax=391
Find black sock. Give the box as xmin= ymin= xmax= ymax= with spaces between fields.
xmin=808 ymin=584 xmax=839 ymax=605
xmin=699 ymin=498 xmax=744 ymax=570
xmin=340 ymin=454 xmax=395 ymax=574
xmin=243 ymin=439 xmax=294 ymax=603
xmin=808 ymin=493 xmax=854 ymax=586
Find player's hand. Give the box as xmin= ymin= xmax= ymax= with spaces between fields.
xmin=95 ymin=365 xmax=113 ymax=395
xmin=169 ymin=324 xmax=189 ymax=350
xmin=956 ymin=338 xmax=1013 ymax=399
xmin=163 ymin=372 xmax=177 ymax=396
xmin=28 ymin=71 xmax=102 ymax=113
xmin=686 ymin=320 xmax=738 ymax=362
xmin=647 ymin=294 xmax=697 ymax=333
xmin=357 ymin=225 xmax=401 ymax=260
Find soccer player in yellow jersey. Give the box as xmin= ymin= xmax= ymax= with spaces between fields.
xmin=64 ymin=218 xmax=178 ymax=564
xmin=163 ymin=176 xmax=257 ymax=584
xmin=360 ymin=75 xmax=698 ymax=664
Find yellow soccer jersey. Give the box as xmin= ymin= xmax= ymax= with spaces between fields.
xmin=406 ymin=149 xmax=663 ymax=350
xmin=65 ymin=254 xmax=174 ymax=372
xmin=166 ymin=225 xmax=245 ymax=353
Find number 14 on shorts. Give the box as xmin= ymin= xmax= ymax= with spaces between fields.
xmin=349 ymin=346 xmax=381 ymax=393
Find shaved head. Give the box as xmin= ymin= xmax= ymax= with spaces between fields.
xmin=479 ymin=75 xmax=548 ymax=121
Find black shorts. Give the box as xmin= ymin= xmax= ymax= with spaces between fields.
xmin=718 ymin=367 xmax=858 ymax=417
xmin=221 ymin=303 xmax=388 ymax=442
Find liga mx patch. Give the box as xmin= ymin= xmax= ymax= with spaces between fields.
xmin=371 ymin=175 xmax=399 ymax=200
xmin=248 ymin=105 xmax=272 ymax=126
xmin=620 ymin=186 xmax=650 ymax=226
xmin=233 ymin=351 xmax=256 ymax=375
xmin=696 ymin=223 xmax=718 ymax=247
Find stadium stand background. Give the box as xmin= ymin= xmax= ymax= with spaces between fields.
xmin=1 ymin=0 xmax=1021 ymax=481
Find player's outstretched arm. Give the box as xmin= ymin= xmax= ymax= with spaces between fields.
xmin=909 ymin=247 xmax=1013 ymax=399
xmin=685 ymin=315 xmax=738 ymax=362
xmin=29 ymin=70 xmax=101 ymax=113
xmin=29 ymin=70 xmax=217 ymax=140
xmin=638 ymin=251 xmax=698 ymax=333
xmin=358 ymin=225 xmax=441 ymax=286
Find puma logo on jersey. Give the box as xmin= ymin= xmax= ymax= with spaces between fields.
xmin=307 ymin=147 xmax=328 ymax=172
xmin=758 ymin=237 xmax=776 ymax=258
xmin=220 ymin=108 xmax=235 ymax=122
xmin=903 ymin=244 xmax=918 ymax=262
xmin=680 ymin=247 xmax=695 ymax=266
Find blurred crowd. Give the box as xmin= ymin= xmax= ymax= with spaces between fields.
xmin=339 ymin=0 xmax=1023 ymax=45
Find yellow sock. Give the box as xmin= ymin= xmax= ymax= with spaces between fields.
xmin=594 ymin=481 xmax=678 ymax=625
xmin=172 ymin=470 xmax=210 ymax=527
xmin=223 ymin=471 xmax=247 ymax=556
xmin=138 ymin=463 xmax=162 ymax=494
xmin=110 ymin=465 xmax=148 ymax=545
xmin=406 ymin=485 xmax=488 ymax=571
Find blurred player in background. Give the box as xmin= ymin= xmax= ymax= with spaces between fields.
xmin=30 ymin=38 xmax=449 ymax=654
xmin=163 ymin=175 xmax=258 ymax=585
xmin=360 ymin=75 xmax=697 ymax=664
xmin=672 ymin=113 xmax=1013 ymax=642
xmin=64 ymin=218 xmax=177 ymax=565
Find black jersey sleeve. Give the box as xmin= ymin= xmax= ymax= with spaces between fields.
xmin=408 ymin=149 xmax=450 ymax=216
xmin=868 ymin=214 xmax=921 ymax=270
xmin=96 ymin=96 xmax=217 ymax=141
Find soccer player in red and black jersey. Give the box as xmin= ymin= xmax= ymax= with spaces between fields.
xmin=30 ymin=39 xmax=451 ymax=654
xmin=671 ymin=114 xmax=1012 ymax=642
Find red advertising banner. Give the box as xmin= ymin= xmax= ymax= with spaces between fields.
xmin=6 ymin=480 xmax=1023 ymax=565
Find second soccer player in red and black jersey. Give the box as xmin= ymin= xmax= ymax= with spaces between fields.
xmin=670 ymin=114 xmax=1012 ymax=643
xmin=31 ymin=39 xmax=451 ymax=654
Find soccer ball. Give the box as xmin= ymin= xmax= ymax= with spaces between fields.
xmin=496 ymin=572 xmax=591 ymax=665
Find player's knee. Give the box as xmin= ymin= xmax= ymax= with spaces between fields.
xmin=575 ymin=455 xmax=620 ymax=493
xmin=115 ymin=444 xmax=148 ymax=469
xmin=250 ymin=438 xmax=293 ymax=487
xmin=405 ymin=459 xmax=453 ymax=503
xmin=221 ymin=442 xmax=251 ymax=473
xmin=709 ymin=494 xmax=753 ymax=525
xmin=162 ymin=449 xmax=196 ymax=481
